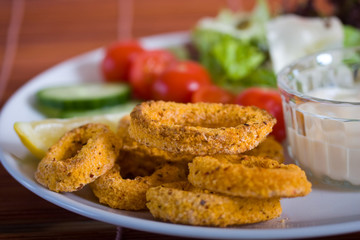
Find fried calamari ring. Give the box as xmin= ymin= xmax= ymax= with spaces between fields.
xmin=188 ymin=155 xmax=312 ymax=198
xmin=117 ymin=115 xmax=194 ymax=162
xmin=35 ymin=123 xmax=120 ymax=192
xmin=244 ymin=136 xmax=284 ymax=163
xmin=90 ymin=160 xmax=188 ymax=211
xmin=117 ymin=151 xmax=162 ymax=179
xmin=146 ymin=182 xmax=282 ymax=227
xmin=129 ymin=101 xmax=276 ymax=155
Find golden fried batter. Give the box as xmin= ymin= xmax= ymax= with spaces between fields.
xmin=35 ymin=123 xmax=120 ymax=192
xmin=188 ymin=155 xmax=312 ymax=198
xmin=31 ymin=101 xmax=312 ymax=228
xmin=146 ymin=182 xmax=282 ymax=227
xmin=117 ymin=115 xmax=194 ymax=162
xmin=129 ymin=101 xmax=276 ymax=155
xmin=244 ymin=136 xmax=284 ymax=163
xmin=90 ymin=157 xmax=188 ymax=210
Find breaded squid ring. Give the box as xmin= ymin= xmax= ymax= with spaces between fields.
xmin=129 ymin=101 xmax=276 ymax=156
xmin=244 ymin=136 xmax=284 ymax=163
xmin=188 ymin=155 xmax=312 ymax=198
xmin=117 ymin=115 xmax=194 ymax=162
xmin=146 ymin=182 xmax=282 ymax=227
xmin=90 ymin=161 xmax=188 ymax=211
xmin=35 ymin=123 xmax=121 ymax=192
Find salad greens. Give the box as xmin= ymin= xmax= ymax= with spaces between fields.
xmin=192 ymin=0 xmax=276 ymax=90
xmin=344 ymin=25 xmax=360 ymax=47
xmin=192 ymin=0 xmax=360 ymax=91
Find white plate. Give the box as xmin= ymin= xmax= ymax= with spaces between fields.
xmin=1 ymin=32 xmax=360 ymax=240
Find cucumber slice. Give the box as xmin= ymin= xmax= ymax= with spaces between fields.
xmin=37 ymin=101 xmax=139 ymax=118
xmin=59 ymin=102 xmax=138 ymax=118
xmin=36 ymin=83 xmax=131 ymax=111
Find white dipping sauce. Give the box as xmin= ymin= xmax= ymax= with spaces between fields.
xmin=287 ymin=87 xmax=360 ymax=185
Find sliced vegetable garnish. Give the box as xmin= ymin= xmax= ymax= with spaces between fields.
xmin=36 ymin=83 xmax=131 ymax=111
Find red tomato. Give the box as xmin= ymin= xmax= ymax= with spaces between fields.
xmin=152 ymin=61 xmax=212 ymax=103
xmin=129 ymin=50 xmax=176 ymax=100
xmin=191 ymin=85 xmax=235 ymax=104
xmin=235 ymin=87 xmax=286 ymax=142
xmin=101 ymin=40 xmax=144 ymax=82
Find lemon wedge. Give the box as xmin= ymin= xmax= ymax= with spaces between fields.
xmin=14 ymin=112 xmax=128 ymax=159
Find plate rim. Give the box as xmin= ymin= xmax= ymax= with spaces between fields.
xmin=1 ymin=31 xmax=360 ymax=239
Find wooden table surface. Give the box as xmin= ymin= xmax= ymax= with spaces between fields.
xmin=1 ymin=0 xmax=359 ymax=239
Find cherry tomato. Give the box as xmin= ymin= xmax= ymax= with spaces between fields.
xmin=101 ymin=40 xmax=144 ymax=82
xmin=152 ymin=61 xmax=212 ymax=103
xmin=129 ymin=50 xmax=176 ymax=100
xmin=191 ymin=85 xmax=235 ymax=104
xmin=235 ymin=87 xmax=286 ymax=142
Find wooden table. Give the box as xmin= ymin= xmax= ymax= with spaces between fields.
xmin=1 ymin=0 xmax=359 ymax=239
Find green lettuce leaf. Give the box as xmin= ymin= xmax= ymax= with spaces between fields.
xmin=209 ymin=35 xmax=265 ymax=84
xmin=344 ymin=25 xmax=360 ymax=47
xmin=191 ymin=0 xmax=275 ymax=89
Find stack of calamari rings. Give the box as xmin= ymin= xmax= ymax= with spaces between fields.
xmin=34 ymin=101 xmax=312 ymax=227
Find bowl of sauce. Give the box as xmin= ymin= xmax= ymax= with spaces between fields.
xmin=278 ymin=47 xmax=360 ymax=187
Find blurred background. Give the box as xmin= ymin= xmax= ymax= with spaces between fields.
xmin=2 ymin=1 xmax=359 ymax=240
xmin=1 ymin=0 xmax=335 ymax=108
xmin=0 ymin=0 xmax=254 ymax=107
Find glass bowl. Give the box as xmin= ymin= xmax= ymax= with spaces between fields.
xmin=277 ymin=47 xmax=360 ymax=187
